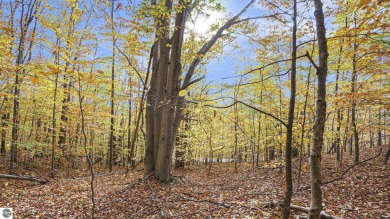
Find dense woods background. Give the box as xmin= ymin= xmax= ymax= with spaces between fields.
xmin=0 ymin=0 xmax=389 ymax=218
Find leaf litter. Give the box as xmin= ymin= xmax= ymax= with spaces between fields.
xmin=0 ymin=147 xmax=389 ymax=218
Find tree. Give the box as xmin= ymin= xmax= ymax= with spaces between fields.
xmin=144 ymin=0 xmax=262 ymax=182
xmin=309 ymin=0 xmax=328 ymax=218
xmin=282 ymin=0 xmax=297 ymax=217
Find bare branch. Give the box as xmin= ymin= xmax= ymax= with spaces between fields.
xmin=305 ymin=51 xmax=319 ymax=70
xmin=232 ymin=14 xmax=283 ymax=25
xmin=182 ymin=0 xmax=256 ymax=89
xmin=222 ymin=54 xmax=307 ymax=80
xmin=115 ymin=44 xmax=145 ymax=86
xmin=180 ymin=76 xmax=205 ymax=91
xmin=188 ymin=98 xmax=288 ymax=127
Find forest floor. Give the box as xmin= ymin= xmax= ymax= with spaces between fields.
xmin=0 ymin=146 xmax=389 ymax=219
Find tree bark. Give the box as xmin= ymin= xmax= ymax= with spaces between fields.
xmin=310 ymin=0 xmax=328 ymax=218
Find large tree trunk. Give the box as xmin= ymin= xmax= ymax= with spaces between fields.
xmin=310 ymin=0 xmax=328 ymax=218
xmin=152 ymin=0 xmax=173 ymax=178
xmin=155 ymin=0 xmax=186 ymax=181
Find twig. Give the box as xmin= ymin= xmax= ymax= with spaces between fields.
xmin=145 ymin=178 xmax=156 ymax=197
xmin=116 ymin=178 xmax=142 ymax=194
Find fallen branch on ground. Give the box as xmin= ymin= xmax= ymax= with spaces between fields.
xmin=299 ymin=148 xmax=383 ymax=190
xmin=0 ymin=174 xmax=49 ymax=184
xmin=263 ymin=200 xmax=340 ymax=219
xmin=171 ymin=193 xmax=231 ymax=208
xmin=322 ymin=148 xmax=382 ymax=185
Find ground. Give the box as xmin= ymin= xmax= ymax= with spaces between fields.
xmin=1 ymin=146 xmax=389 ymax=218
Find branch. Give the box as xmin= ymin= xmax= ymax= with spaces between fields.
xmin=115 ymin=44 xmax=145 ymax=86
xmin=305 ymin=51 xmax=319 ymax=70
xmin=180 ymin=76 xmax=205 ymax=91
xmin=188 ymin=98 xmax=287 ymax=127
xmin=236 ymin=100 xmax=288 ymax=127
xmin=0 ymin=174 xmax=49 ymax=184
xmin=181 ymin=0 xmax=256 ymax=89
xmin=222 ymin=54 xmax=307 ymax=79
xmin=264 ymin=201 xmax=341 ymax=219
xmin=232 ymin=14 xmax=283 ymax=25
xmin=297 ymin=32 xmax=390 ymax=48
xmin=322 ymin=148 xmax=382 ymax=185
xmin=224 ymin=69 xmax=291 ymax=87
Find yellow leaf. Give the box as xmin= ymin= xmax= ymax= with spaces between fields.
xmin=66 ymin=69 xmax=75 ymax=74
xmin=97 ymin=70 xmax=104 ymax=74
xmin=47 ymin=65 xmax=61 ymax=74
xmin=31 ymin=76 xmax=39 ymax=84
xmin=178 ymin=89 xmax=186 ymax=97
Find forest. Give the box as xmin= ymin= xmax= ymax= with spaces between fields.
xmin=0 ymin=0 xmax=389 ymax=218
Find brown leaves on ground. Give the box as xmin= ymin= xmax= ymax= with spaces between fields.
xmin=0 ymin=147 xmax=389 ymax=218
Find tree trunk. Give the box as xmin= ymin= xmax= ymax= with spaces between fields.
xmin=384 ymin=146 xmax=390 ymax=165
xmin=351 ymin=14 xmax=359 ymax=163
xmin=144 ymin=39 xmax=159 ymax=175
xmin=50 ymin=38 xmax=60 ymax=178
xmin=108 ymin=0 xmax=116 ymax=172
xmin=283 ymin=0 xmax=297 ymax=217
xmin=378 ymin=111 xmax=382 ymax=146
xmin=334 ymin=37 xmax=344 ymax=162
xmin=1 ymin=97 xmax=10 ymax=155
xmin=155 ymin=0 xmax=185 ymax=181
xmin=310 ymin=0 xmax=328 ymax=218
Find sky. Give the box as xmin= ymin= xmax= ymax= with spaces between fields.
xmin=193 ymin=0 xmax=339 ymax=87
xmin=20 ymin=0 xmax=337 ymax=89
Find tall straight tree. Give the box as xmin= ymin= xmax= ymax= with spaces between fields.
xmin=282 ymin=0 xmax=297 ymax=217
xmin=351 ymin=13 xmax=359 ymax=163
xmin=108 ymin=0 xmax=116 ymax=172
xmin=310 ymin=0 xmax=328 ymax=218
